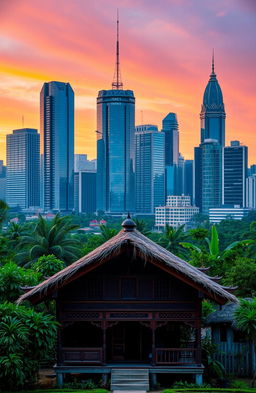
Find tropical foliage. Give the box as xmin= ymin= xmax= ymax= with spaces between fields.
xmin=17 ymin=214 xmax=81 ymax=266
xmin=0 ymin=262 xmax=39 ymax=303
xmin=159 ymin=224 xmax=188 ymax=257
xmin=0 ymin=302 xmax=58 ymax=389
xmin=32 ymin=254 xmax=65 ymax=279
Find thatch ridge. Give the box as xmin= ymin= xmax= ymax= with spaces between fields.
xmin=17 ymin=228 xmax=237 ymax=304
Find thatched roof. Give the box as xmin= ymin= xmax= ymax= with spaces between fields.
xmin=206 ymin=299 xmax=251 ymax=326
xmin=206 ymin=303 xmax=237 ymax=325
xmin=17 ymin=219 xmax=237 ymax=305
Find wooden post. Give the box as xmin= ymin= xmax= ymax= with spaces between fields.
xmin=56 ymin=372 xmax=64 ymax=387
xmin=103 ymin=321 xmax=107 ymax=365
xmin=150 ymin=373 xmax=157 ymax=389
xmin=195 ymin=373 xmax=203 ymax=385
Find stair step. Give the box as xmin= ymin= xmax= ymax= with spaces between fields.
xmin=111 ymin=368 xmax=149 ymax=392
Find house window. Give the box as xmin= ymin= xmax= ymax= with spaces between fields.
xmin=219 ymin=326 xmax=227 ymax=342
xmin=121 ymin=277 xmax=137 ymax=299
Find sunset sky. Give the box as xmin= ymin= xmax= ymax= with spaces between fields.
xmin=0 ymin=0 xmax=255 ymax=164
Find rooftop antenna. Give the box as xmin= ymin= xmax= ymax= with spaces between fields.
xmin=112 ymin=9 xmax=123 ymax=90
xmin=141 ymin=110 xmax=144 ymax=124
xmin=22 ymin=115 xmax=24 ymax=128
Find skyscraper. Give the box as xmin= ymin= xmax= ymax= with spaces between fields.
xmin=223 ymin=141 xmax=248 ymax=207
xmin=40 ymin=81 xmax=74 ymax=212
xmin=6 ymin=128 xmax=40 ymax=209
xmin=200 ymin=55 xmax=226 ymax=146
xmin=194 ymin=55 xmax=225 ymax=212
xmin=184 ymin=159 xmax=193 ymax=202
xmin=162 ymin=113 xmax=179 ymax=166
xmin=201 ymin=139 xmax=222 ymax=214
xmin=246 ymin=175 xmax=256 ymax=209
xmin=193 ymin=147 xmax=202 ymax=210
xmin=162 ymin=113 xmax=179 ymax=198
xmin=96 ymin=16 xmax=135 ymax=213
xmin=135 ymin=125 xmax=165 ymax=214
xmin=0 ymin=160 xmax=6 ymax=201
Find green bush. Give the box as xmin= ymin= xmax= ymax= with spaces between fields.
xmin=32 ymin=254 xmax=65 ymax=279
xmin=0 ymin=302 xmax=58 ymax=390
xmin=172 ymin=381 xmax=211 ymax=388
xmin=0 ymin=261 xmax=39 ymax=302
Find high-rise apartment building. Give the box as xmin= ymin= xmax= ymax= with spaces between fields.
xmin=135 ymin=125 xmax=165 ymax=214
xmin=6 ymin=128 xmax=40 ymax=209
xmin=200 ymin=56 xmax=226 ymax=146
xmin=223 ymin=141 xmax=248 ymax=207
xmin=40 ymin=81 xmax=74 ymax=212
xmin=201 ymin=139 xmax=222 ymax=214
xmin=96 ymin=17 xmax=135 ymax=213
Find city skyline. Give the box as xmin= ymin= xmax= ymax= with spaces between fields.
xmin=0 ymin=0 xmax=255 ymax=164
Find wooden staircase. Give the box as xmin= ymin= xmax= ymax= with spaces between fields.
xmin=111 ymin=368 xmax=149 ymax=392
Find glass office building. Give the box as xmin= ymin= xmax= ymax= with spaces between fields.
xmin=40 ymin=81 xmax=74 ymax=212
xmin=74 ymin=171 xmax=96 ymax=214
xmin=135 ymin=125 xmax=165 ymax=214
xmin=6 ymin=128 xmax=40 ymax=209
xmin=223 ymin=141 xmax=248 ymax=207
xmin=96 ymin=89 xmax=135 ymax=213
xmin=201 ymin=139 xmax=222 ymax=214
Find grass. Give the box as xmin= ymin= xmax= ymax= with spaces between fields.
xmin=163 ymin=389 xmax=256 ymax=393
xmin=4 ymin=390 xmax=108 ymax=393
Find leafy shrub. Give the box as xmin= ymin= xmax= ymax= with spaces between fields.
xmin=32 ymin=254 xmax=65 ymax=279
xmin=0 ymin=261 xmax=39 ymax=302
xmin=230 ymin=379 xmax=249 ymax=389
xmin=172 ymin=380 xmax=211 ymax=388
xmin=0 ymin=302 xmax=58 ymax=390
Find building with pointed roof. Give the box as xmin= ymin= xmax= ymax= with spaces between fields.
xmin=19 ymin=216 xmax=236 ymax=388
xmin=200 ymin=54 xmax=226 ymax=147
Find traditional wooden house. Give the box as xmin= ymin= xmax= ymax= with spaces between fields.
xmin=206 ymin=302 xmax=255 ymax=377
xmin=18 ymin=217 xmax=236 ymax=390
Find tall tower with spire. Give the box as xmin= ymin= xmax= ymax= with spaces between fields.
xmin=194 ymin=54 xmax=224 ymax=212
xmin=96 ymin=14 xmax=135 ymax=213
xmin=200 ymin=52 xmax=226 ymax=146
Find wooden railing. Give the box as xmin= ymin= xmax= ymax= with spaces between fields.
xmin=61 ymin=347 xmax=103 ymax=364
xmin=156 ymin=348 xmax=200 ymax=365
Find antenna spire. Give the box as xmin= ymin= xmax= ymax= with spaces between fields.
xmin=112 ymin=9 xmax=123 ymax=90
xmin=212 ymin=49 xmax=215 ymax=74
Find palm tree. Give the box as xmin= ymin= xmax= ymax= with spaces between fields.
xmin=0 ymin=200 xmax=9 ymax=230
xmin=234 ymin=298 xmax=256 ymax=386
xmin=17 ymin=214 xmax=81 ymax=266
xmin=133 ymin=218 xmax=151 ymax=236
xmin=5 ymin=222 xmax=32 ymax=248
xmin=159 ymin=224 xmax=188 ymax=258
xmin=99 ymin=225 xmax=118 ymax=241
